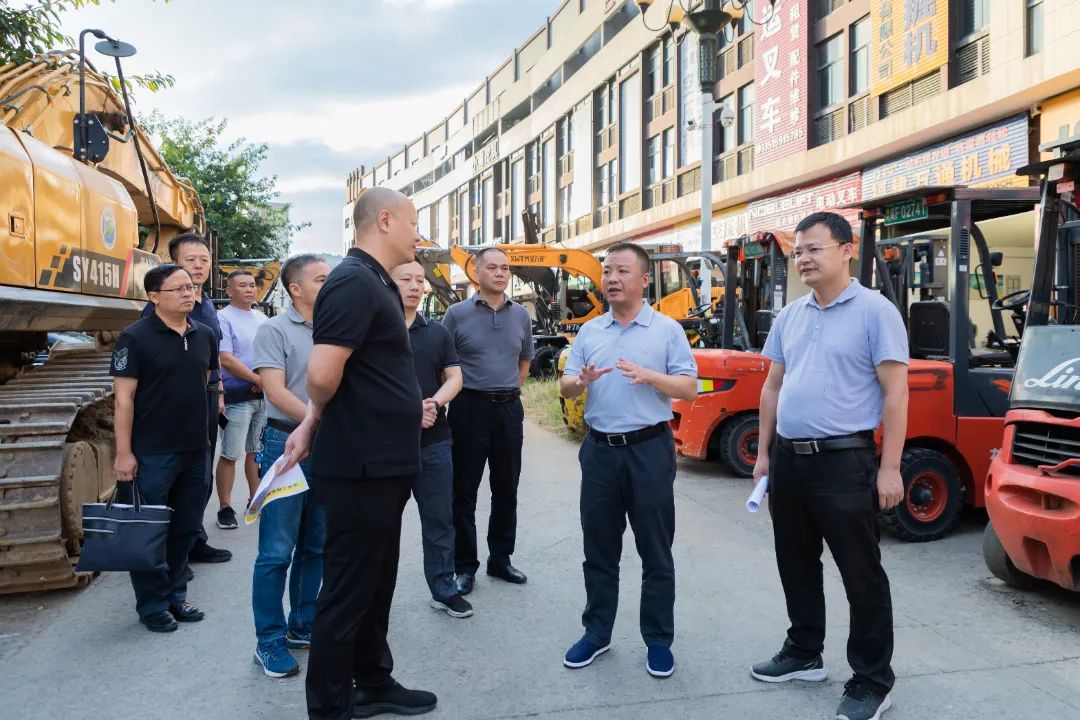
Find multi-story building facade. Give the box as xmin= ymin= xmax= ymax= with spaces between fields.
xmin=345 ymin=0 xmax=1080 ymax=302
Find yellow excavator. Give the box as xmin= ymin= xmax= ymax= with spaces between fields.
xmin=0 ymin=34 xmax=203 ymax=594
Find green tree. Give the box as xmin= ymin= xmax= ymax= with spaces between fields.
xmin=0 ymin=1 xmax=174 ymax=92
xmin=145 ymin=112 xmax=307 ymax=259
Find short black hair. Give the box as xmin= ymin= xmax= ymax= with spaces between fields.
xmin=794 ymin=211 xmax=853 ymax=246
xmin=144 ymin=263 xmax=190 ymax=294
xmin=281 ymin=253 xmax=325 ymax=299
xmin=226 ymin=268 xmax=255 ymax=283
xmin=167 ymin=232 xmax=210 ymax=262
xmin=476 ymin=247 xmax=509 ymax=264
xmin=605 ymin=242 xmax=650 ymax=274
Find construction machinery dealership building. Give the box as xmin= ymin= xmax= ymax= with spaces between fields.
xmin=344 ymin=0 xmax=1080 ymax=291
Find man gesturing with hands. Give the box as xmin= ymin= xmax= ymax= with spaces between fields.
xmin=559 ymin=242 xmax=697 ymax=679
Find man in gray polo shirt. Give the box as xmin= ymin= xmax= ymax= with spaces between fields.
xmin=250 ymin=253 xmax=331 ymax=679
xmin=750 ymin=212 xmax=908 ymax=720
xmin=442 ymin=247 xmax=534 ymax=594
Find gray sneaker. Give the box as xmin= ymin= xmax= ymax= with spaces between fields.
xmin=750 ymin=649 xmax=828 ymax=683
xmin=836 ymin=679 xmax=892 ymax=720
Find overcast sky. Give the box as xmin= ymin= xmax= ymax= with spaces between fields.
xmin=61 ymin=0 xmax=557 ymax=255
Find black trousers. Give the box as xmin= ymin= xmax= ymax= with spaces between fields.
xmin=449 ymin=391 xmax=523 ymax=574
xmin=191 ymin=389 xmax=219 ymax=553
xmin=306 ymin=473 xmax=411 ymax=720
xmin=579 ymin=428 xmax=677 ymax=648
xmin=769 ymin=440 xmax=895 ymax=693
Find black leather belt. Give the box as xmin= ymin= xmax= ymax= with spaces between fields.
xmin=267 ymin=417 xmax=299 ymax=434
xmin=778 ymin=432 xmax=875 ymax=455
xmin=465 ymin=388 xmax=521 ymax=403
xmin=589 ymin=422 xmax=668 ymax=448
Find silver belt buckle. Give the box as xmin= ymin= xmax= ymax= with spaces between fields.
xmin=792 ymin=440 xmax=818 ymax=455
xmin=606 ymin=433 xmax=628 ymax=447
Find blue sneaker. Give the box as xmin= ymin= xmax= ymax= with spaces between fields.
xmin=647 ymin=645 xmax=674 ymax=678
xmin=253 ymin=641 xmax=299 ymax=678
xmin=285 ymin=628 xmax=311 ymax=649
xmin=563 ymin=636 xmax=610 ymax=668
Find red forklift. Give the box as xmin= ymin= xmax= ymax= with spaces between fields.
xmin=982 ymin=137 xmax=1080 ymax=591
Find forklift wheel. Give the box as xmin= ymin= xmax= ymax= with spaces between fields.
xmin=529 ymin=346 xmax=560 ymax=379
xmin=717 ymin=413 xmax=759 ymax=479
xmin=881 ymin=447 xmax=963 ymax=542
xmin=982 ymin=522 xmax=1038 ymax=590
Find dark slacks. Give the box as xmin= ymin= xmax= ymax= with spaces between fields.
xmin=769 ymin=440 xmax=895 ymax=693
xmin=190 ymin=389 xmax=218 ymax=554
xmin=578 ymin=428 xmax=677 ymax=648
xmin=449 ymin=391 xmax=523 ymax=574
xmin=126 ymin=449 xmax=210 ymax=616
xmin=412 ymin=440 xmax=457 ymax=601
xmin=306 ymin=473 xmax=411 ymax=720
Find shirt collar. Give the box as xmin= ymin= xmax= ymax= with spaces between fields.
xmin=409 ymin=314 xmax=429 ymax=330
xmin=150 ymin=310 xmax=195 ymax=336
xmin=807 ymin=277 xmax=861 ymax=309
xmin=347 ymin=247 xmax=393 ymax=287
xmin=472 ymin=293 xmax=512 ymax=311
xmin=285 ymin=305 xmax=311 ymax=326
xmin=603 ymin=302 xmax=655 ymax=328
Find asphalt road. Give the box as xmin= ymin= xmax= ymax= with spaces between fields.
xmin=1 ymin=421 xmax=1079 ymax=720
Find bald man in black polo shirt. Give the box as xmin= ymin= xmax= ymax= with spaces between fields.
xmin=283 ymin=188 xmax=436 ymax=720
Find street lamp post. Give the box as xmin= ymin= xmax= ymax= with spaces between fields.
xmin=638 ymin=0 xmax=764 ymax=307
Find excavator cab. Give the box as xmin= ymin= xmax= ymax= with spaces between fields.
xmin=983 ymin=136 xmax=1080 ymax=592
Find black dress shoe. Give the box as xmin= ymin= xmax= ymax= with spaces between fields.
xmin=168 ymin=601 xmax=205 ymax=622
xmin=189 ymin=542 xmax=232 ymax=563
xmin=140 ymin=610 xmax=178 ymax=633
xmin=486 ymin=563 xmax=527 ymax=584
xmin=353 ymin=680 xmax=436 ymax=718
xmin=455 ymin=572 xmax=475 ymax=596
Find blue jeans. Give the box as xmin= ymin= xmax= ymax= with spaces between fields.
xmin=127 ymin=450 xmax=210 ymax=617
xmin=412 ymin=440 xmax=457 ymax=601
xmin=252 ymin=425 xmax=326 ymax=644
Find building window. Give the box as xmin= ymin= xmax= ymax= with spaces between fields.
xmin=599 ymin=160 xmax=618 ymax=206
xmin=958 ymin=0 xmax=989 ymax=38
xmin=647 ymin=42 xmax=662 ymax=96
xmin=1026 ymin=0 xmax=1044 ymax=56
xmin=718 ymin=93 xmax=736 ymax=153
xmin=737 ymin=83 xmax=754 ymax=146
xmin=542 ymin=139 xmax=555 ymax=226
xmin=850 ymin=16 xmax=870 ymax=95
xmin=663 ymin=36 xmax=674 ymax=87
xmin=663 ymin=127 xmax=675 ymax=179
xmin=511 ymin=160 xmax=523 ymax=239
xmin=597 ymin=79 xmax=617 ymax=127
xmin=560 ymin=183 xmax=573 ymax=224
xmin=817 ymin=33 xmax=845 ymax=111
xmin=647 ymin=135 xmax=661 ymax=186
xmin=559 ymin=115 xmax=573 ymax=156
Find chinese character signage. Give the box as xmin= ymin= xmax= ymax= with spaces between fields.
xmin=753 ymin=0 xmax=809 ymax=167
xmin=861 ymin=114 xmax=1030 ymax=201
xmin=1039 ymin=88 xmax=1080 ymax=160
xmin=748 ymin=172 xmax=861 ymax=233
xmin=871 ymin=0 xmax=947 ymax=96
xmin=671 ymin=205 xmax=750 ymax=252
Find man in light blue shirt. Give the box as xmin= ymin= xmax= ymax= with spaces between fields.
xmin=750 ymin=211 xmax=908 ymax=720
xmin=559 ymin=242 xmax=697 ymax=679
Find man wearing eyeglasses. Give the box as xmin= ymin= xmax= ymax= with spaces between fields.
xmin=111 ymin=264 xmax=220 ymax=633
xmin=749 ymin=211 xmax=908 ymax=720
xmin=141 ymin=233 xmax=233 ymax=568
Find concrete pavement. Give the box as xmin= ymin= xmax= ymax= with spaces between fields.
xmin=1 ymin=420 xmax=1079 ymax=720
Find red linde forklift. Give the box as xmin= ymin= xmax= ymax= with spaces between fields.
xmin=982 ymin=137 xmax=1080 ymax=591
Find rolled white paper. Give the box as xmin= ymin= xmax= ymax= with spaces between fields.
xmin=746 ymin=475 xmax=768 ymax=513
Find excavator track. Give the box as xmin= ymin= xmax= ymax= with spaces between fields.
xmin=0 ymin=348 xmax=116 ymax=595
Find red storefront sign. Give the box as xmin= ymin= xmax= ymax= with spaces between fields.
xmin=747 ymin=172 xmax=862 ymax=233
xmin=753 ymin=0 xmax=809 ymax=167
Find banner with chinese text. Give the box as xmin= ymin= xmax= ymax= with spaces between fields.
xmin=753 ymin=0 xmax=809 ymax=167
xmin=871 ymin=0 xmax=948 ymax=96
xmin=861 ymin=114 xmax=1030 ymax=201
xmin=748 ymin=172 xmax=862 ymax=233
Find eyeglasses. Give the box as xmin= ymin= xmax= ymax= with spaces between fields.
xmin=157 ymin=284 xmax=197 ymax=294
xmin=788 ymin=243 xmax=843 ymax=261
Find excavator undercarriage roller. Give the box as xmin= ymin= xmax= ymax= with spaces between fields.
xmin=0 ymin=349 xmax=117 ymax=595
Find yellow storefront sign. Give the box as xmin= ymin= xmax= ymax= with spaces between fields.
xmin=1039 ymin=88 xmax=1080 ymax=158
xmin=871 ymin=0 xmax=948 ymax=96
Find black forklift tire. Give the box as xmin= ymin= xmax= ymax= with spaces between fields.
xmin=717 ymin=413 xmax=759 ymax=479
xmin=982 ymin=521 xmax=1038 ymax=590
xmin=881 ymin=447 xmax=963 ymax=542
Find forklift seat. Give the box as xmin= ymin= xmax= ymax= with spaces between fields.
xmin=908 ymin=301 xmax=950 ymax=358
